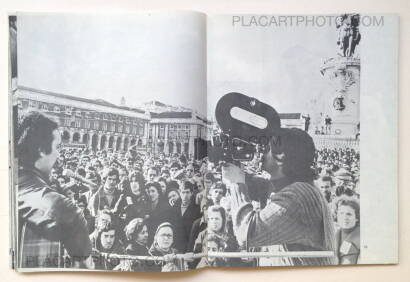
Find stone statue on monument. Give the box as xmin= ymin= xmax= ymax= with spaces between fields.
xmin=336 ymin=14 xmax=361 ymax=57
xmin=319 ymin=13 xmax=361 ymax=137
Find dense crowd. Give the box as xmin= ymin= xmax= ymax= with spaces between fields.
xmin=48 ymin=144 xmax=360 ymax=271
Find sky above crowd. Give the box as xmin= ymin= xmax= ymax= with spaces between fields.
xmin=17 ymin=12 xmax=207 ymax=114
xmin=17 ymin=13 xmax=349 ymax=117
xmin=207 ymin=15 xmax=346 ymax=118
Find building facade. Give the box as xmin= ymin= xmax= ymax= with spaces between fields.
xmin=14 ymin=87 xmax=305 ymax=158
xmin=14 ymin=87 xmax=212 ymax=157
xmin=15 ymin=86 xmax=151 ymax=152
xmin=148 ymin=111 xmax=212 ymax=157
xmin=278 ymin=113 xmax=304 ymax=129
xmin=142 ymin=101 xmax=212 ymax=157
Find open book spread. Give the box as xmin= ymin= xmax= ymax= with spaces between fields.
xmin=9 ymin=12 xmax=398 ymax=272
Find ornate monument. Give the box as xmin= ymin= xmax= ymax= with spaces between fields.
xmin=320 ymin=14 xmax=361 ymax=137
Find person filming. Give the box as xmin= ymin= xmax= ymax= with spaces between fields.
xmin=222 ymin=128 xmax=337 ymax=265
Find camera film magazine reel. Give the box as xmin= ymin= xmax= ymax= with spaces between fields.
xmin=210 ymin=92 xmax=281 ymax=162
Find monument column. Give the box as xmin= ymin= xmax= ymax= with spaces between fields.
xmin=173 ymin=141 xmax=177 ymax=154
xmin=320 ymin=14 xmax=361 ymax=137
xmin=97 ymin=133 xmax=102 ymax=150
xmin=112 ymin=136 xmax=117 ymax=151
xmin=88 ymin=131 xmax=94 ymax=148
xmin=120 ymin=135 xmax=126 ymax=151
xmin=143 ymin=122 xmax=149 ymax=146
xmin=164 ymin=124 xmax=169 ymax=155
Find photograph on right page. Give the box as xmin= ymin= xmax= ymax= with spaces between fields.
xmin=205 ymin=13 xmax=397 ymax=267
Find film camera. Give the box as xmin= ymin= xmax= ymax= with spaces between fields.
xmin=207 ymin=92 xmax=281 ymax=163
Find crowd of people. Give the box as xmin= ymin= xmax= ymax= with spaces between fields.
xmin=314 ymin=147 xmax=360 ymax=264
xmin=46 ymin=142 xmax=360 ymax=271
xmin=16 ymin=110 xmax=361 ymax=271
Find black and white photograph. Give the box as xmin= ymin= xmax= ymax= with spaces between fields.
xmin=8 ymin=11 xmax=397 ymax=273
xmin=207 ymin=14 xmax=361 ymax=267
xmin=10 ymin=12 xmax=209 ymax=272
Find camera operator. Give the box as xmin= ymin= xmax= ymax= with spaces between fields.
xmin=16 ymin=111 xmax=93 ymax=268
xmin=222 ymin=128 xmax=337 ymax=265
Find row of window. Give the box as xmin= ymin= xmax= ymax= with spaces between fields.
xmin=168 ymin=131 xmax=190 ymax=138
xmin=21 ymin=99 xmax=210 ymax=137
xmin=62 ymin=118 xmax=145 ymax=135
xmin=197 ymin=125 xmax=209 ymax=138
xmin=165 ymin=124 xmax=190 ymax=130
xmin=157 ymin=125 xmax=191 ymax=139
xmin=22 ymin=99 xmax=143 ymax=124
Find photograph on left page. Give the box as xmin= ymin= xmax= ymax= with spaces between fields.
xmin=9 ymin=12 xmax=210 ymax=272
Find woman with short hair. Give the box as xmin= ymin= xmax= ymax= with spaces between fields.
xmin=123 ymin=218 xmax=150 ymax=271
xmin=196 ymin=234 xmax=226 ymax=268
xmin=334 ymin=196 xmax=360 ymax=264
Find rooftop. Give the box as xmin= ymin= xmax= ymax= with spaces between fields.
xmin=278 ymin=113 xmax=301 ymax=119
xmin=151 ymin=111 xmax=192 ymax=119
xmin=18 ymin=86 xmax=146 ymax=114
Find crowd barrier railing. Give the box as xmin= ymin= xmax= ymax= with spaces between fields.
xmin=99 ymin=250 xmax=335 ymax=262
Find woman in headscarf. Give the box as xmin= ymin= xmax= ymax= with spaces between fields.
xmin=148 ymin=222 xmax=184 ymax=272
xmin=194 ymin=205 xmax=239 ymax=266
xmin=196 ymin=205 xmax=238 ymax=252
xmin=145 ymin=182 xmax=179 ymax=247
xmin=156 ymin=176 xmax=168 ymax=195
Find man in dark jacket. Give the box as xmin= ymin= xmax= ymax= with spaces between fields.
xmin=16 ymin=112 xmax=93 ymax=269
xmin=93 ymin=223 xmax=126 ymax=270
xmin=172 ymin=181 xmax=201 ymax=252
xmin=88 ymin=167 xmax=122 ymax=216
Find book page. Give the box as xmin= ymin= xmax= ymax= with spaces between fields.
xmin=10 ymin=11 xmax=208 ymax=272
xmin=206 ymin=13 xmax=397 ymax=267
